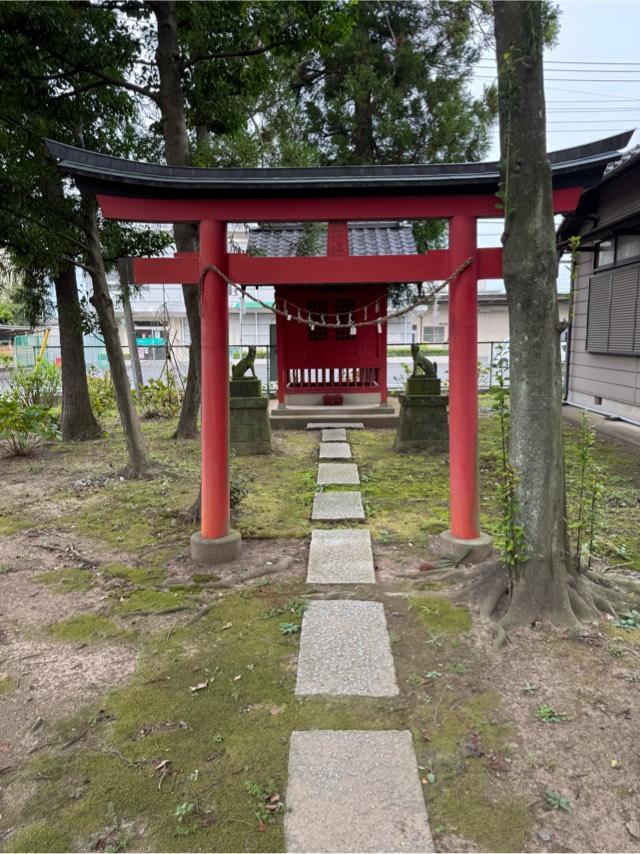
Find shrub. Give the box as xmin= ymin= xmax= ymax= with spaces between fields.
xmin=136 ymin=374 xmax=181 ymax=419
xmin=10 ymin=361 xmax=61 ymax=409
xmin=0 ymin=394 xmax=61 ymax=456
xmin=87 ymin=368 xmax=117 ymax=418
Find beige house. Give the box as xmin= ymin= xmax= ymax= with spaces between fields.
xmin=559 ymin=148 xmax=640 ymax=424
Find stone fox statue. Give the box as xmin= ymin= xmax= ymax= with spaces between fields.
xmin=232 ymin=345 xmax=258 ymax=379
xmin=410 ymin=343 xmax=438 ymax=378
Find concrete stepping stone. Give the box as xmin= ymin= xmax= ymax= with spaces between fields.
xmin=306 ymin=422 xmax=364 ymax=430
xmin=285 ymin=730 xmax=434 ymax=852
xmin=319 ymin=441 xmax=351 ymax=460
xmin=307 ymin=529 xmax=373 ymax=583
xmin=312 ymin=491 xmax=364 ymax=521
xmin=296 ymin=600 xmax=397 ymax=696
xmin=317 ymin=462 xmax=359 ymax=486
xmin=321 ymin=427 xmax=347 ymax=442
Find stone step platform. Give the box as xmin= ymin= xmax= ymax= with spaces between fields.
xmin=285 ymin=730 xmax=434 ymax=852
xmin=312 ymin=491 xmax=365 ymax=521
xmin=319 ymin=441 xmax=352 ymax=460
xmin=321 ymin=427 xmax=347 ymax=442
xmin=317 ymin=463 xmax=360 ymax=486
xmin=272 ymin=414 xmax=398 ymax=430
xmin=295 ymin=601 xmax=397 ymax=696
xmin=307 ymin=528 xmax=373 ymax=583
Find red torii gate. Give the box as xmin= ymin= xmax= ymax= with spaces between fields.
xmin=47 ymin=134 xmax=631 ymax=564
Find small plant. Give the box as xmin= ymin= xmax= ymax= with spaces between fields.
xmin=570 ymin=411 xmax=605 ymax=571
xmin=87 ymin=368 xmax=116 ymax=417
xmin=263 ymin=598 xmax=307 ymax=619
xmin=10 ymin=361 xmax=61 ymax=409
xmin=536 ymin=704 xmax=570 ymax=723
xmin=0 ymin=394 xmax=60 ymax=456
xmin=245 ymin=780 xmax=285 ymax=827
xmin=545 ymin=789 xmax=571 ymax=812
xmin=522 ymin=681 xmax=539 ymax=695
xmin=135 ymin=374 xmax=181 ymax=419
xmin=279 ymin=622 xmax=301 ymax=635
xmin=614 ymin=610 xmax=640 ymax=630
xmin=174 ymin=801 xmax=196 ymax=823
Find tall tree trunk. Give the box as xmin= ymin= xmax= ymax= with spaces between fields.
xmin=150 ymin=0 xmax=201 ymax=439
xmin=494 ymin=1 xmax=597 ymax=629
xmin=53 ymin=263 xmax=102 ymax=441
xmin=82 ymin=194 xmax=153 ymax=478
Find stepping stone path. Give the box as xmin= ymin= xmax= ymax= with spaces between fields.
xmin=284 ymin=423 xmax=434 ymax=852
xmin=311 ymin=491 xmax=365 ymax=521
xmin=316 ymin=462 xmax=360 ymax=486
xmin=318 ymin=441 xmax=352 ymax=459
xmin=321 ymin=427 xmax=347 ymax=442
xmin=307 ymin=529 xmax=373 ymax=584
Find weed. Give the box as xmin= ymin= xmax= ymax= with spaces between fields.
xmin=521 ymin=682 xmax=539 ymax=695
xmin=263 ymin=598 xmax=307 ymax=620
xmin=536 ymin=704 xmax=570 ymax=724
xmin=245 ymin=780 xmax=285 ymax=827
xmin=279 ymin=622 xmax=301 ymax=636
xmin=545 ymin=790 xmax=571 ymax=812
xmin=614 ymin=610 xmax=640 ymax=631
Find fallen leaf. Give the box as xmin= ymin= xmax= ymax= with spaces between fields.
xmin=270 ymin=707 xmax=281 ymax=716
xmin=190 ymin=680 xmax=209 ymax=693
xmin=233 ymin=674 xmax=242 ymax=682
xmin=0 ymin=744 xmax=10 ymax=753
xmin=537 ymin=830 xmax=552 ymax=843
xmin=418 ymin=561 xmax=438 ymax=572
xmin=611 ymin=758 xmax=620 ymax=768
xmin=222 ymin=622 xmax=233 ymax=630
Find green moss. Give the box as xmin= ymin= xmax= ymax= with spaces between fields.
xmin=0 ymin=514 xmax=34 ymax=536
xmin=34 ymin=567 xmax=93 ymax=593
xmin=421 ymin=691 xmax=531 ymax=852
xmin=3 ymin=587 xmax=391 ymax=853
xmin=49 ymin=614 xmax=130 ymax=644
xmin=192 ymin=573 xmax=220 ymax=584
xmin=102 ymin=562 xmax=166 ymax=585
xmin=408 ymin=594 xmax=472 ymax=635
xmin=605 ymin=623 xmax=640 ymax=645
xmin=113 ymin=587 xmax=191 ymax=615
xmin=7 ymin=823 xmax=72 ymax=853
xmin=0 ymin=674 xmax=16 ymax=695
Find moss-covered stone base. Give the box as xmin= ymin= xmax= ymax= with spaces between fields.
xmin=394 ymin=394 xmax=449 ymax=452
xmin=230 ymin=395 xmax=273 ymax=455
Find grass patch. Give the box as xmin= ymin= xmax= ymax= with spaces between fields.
xmin=0 ymin=673 xmax=16 ymax=695
xmin=408 ymin=594 xmax=472 ymax=636
xmin=112 ymin=587 xmax=191 ymax=616
xmin=34 ymin=567 xmax=93 ymax=594
xmin=0 ymin=514 xmax=34 ymax=536
xmin=48 ymin=614 xmax=130 ymax=644
xmin=7 ymin=823 xmax=72 ymax=853
xmin=101 ymin=563 xmax=166 ymax=586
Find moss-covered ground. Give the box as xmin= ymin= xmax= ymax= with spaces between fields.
xmin=1 ymin=409 xmax=639 ymax=852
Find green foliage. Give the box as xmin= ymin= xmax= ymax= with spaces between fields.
xmin=278 ymin=622 xmax=301 ymax=636
xmin=545 ymin=789 xmax=571 ymax=812
xmin=135 ymin=374 xmax=181 ymax=419
xmin=10 ymin=362 xmax=61 ymax=409
xmin=245 ymin=780 xmax=285 ymax=827
xmin=0 ymin=394 xmax=60 ymax=456
xmin=613 ymin=610 xmax=640 ymax=631
xmin=535 ymin=704 xmax=570 ymax=723
xmin=569 ymin=411 xmax=604 ymax=571
xmin=87 ymin=369 xmax=116 ymax=418
xmin=491 ymin=346 xmax=527 ymax=574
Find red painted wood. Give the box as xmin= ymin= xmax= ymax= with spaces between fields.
xmin=97 ymin=187 xmax=582 ymax=223
xmin=276 ymin=284 xmax=387 ymax=398
xmin=133 ymin=255 xmax=199 ymax=284
xmin=327 ymin=221 xmax=349 ymax=256
xmin=448 ymin=216 xmax=480 ymax=540
xmin=199 ymin=220 xmax=231 ymax=541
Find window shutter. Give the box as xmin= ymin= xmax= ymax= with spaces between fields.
xmin=586 ymin=272 xmax=612 ymax=353
xmin=608 ymin=266 xmax=639 ymax=354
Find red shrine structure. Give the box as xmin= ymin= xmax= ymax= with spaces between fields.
xmin=47 ymin=133 xmax=631 ymax=564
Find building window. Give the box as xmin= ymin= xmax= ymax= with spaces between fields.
xmin=586 ymin=263 xmax=640 ymax=355
xmin=422 ymin=325 xmax=445 ymax=344
xmin=594 ymin=239 xmax=614 ymax=268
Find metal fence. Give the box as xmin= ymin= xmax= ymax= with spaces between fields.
xmin=3 ymin=340 xmax=521 ymax=394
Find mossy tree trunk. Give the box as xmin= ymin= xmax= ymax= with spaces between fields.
xmin=82 ymin=194 xmax=153 ymax=478
xmin=493 ymin=1 xmax=600 ymax=629
xmin=149 ymin=0 xmax=201 ymax=440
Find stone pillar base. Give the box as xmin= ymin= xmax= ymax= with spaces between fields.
xmin=394 ymin=393 xmax=449 ymax=452
xmin=191 ymin=529 xmax=242 ymax=565
xmin=436 ymin=529 xmax=493 ymax=564
xmin=230 ymin=378 xmax=273 ymax=455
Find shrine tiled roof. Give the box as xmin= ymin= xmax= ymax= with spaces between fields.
xmin=247 ymin=221 xmax=417 ymax=257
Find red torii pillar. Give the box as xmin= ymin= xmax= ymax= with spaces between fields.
xmin=190 ymin=219 xmax=242 ymax=564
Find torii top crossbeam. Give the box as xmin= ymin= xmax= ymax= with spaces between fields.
xmin=47 ymin=132 xmax=632 ymax=566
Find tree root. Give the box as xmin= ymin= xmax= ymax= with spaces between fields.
xmin=424 ymin=558 xmax=639 ymax=640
